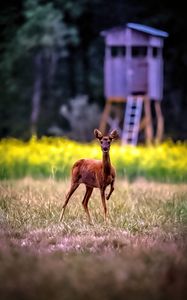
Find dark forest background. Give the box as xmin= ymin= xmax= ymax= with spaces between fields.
xmin=0 ymin=0 xmax=187 ymax=141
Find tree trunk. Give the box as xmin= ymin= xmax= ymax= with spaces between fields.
xmin=30 ymin=52 xmax=42 ymax=136
xmin=45 ymin=50 xmax=58 ymax=117
xmin=68 ymin=47 xmax=76 ymax=97
xmin=82 ymin=50 xmax=90 ymax=96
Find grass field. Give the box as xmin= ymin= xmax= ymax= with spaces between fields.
xmin=0 ymin=178 xmax=187 ymax=300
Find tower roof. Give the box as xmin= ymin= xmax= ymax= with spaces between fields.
xmin=101 ymin=23 xmax=168 ymax=38
xmin=127 ymin=23 xmax=168 ymax=38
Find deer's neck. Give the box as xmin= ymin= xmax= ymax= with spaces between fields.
xmin=102 ymin=151 xmax=111 ymax=177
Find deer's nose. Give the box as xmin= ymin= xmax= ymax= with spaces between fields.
xmin=103 ymin=147 xmax=108 ymax=152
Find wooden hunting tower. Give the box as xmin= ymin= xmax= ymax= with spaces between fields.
xmin=100 ymin=23 xmax=168 ymax=144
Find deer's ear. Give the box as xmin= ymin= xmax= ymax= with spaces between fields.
xmin=94 ymin=129 xmax=103 ymax=140
xmin=109 ymin=129 xmax=119 ymax=140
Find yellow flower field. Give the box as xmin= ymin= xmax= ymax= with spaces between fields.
xmin=0 ymin=136 xmax=186 ymax=181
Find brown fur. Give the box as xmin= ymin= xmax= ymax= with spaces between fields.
xmin=59 ymin=129 xmax=119 ymax=223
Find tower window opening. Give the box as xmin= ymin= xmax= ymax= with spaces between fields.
xmin=132 ymin=46 xmax=147 ymax=57
xmin=111 ymin=46 xmax=126 ymax=57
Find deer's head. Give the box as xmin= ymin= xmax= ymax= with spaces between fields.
xmin=94 ymin=129 xmax=119 ymax=153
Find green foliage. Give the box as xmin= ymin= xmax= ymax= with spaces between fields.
xmin=22 ymin=0 xmax=79 ymax=50
xmin=0 ymin=0 xmax=81 ymax=137
xmin=2 ymin=0 xmax=79 ymax=81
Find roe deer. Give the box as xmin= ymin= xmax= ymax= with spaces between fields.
xmin=59 ymin=129 xmax=119 ymax=223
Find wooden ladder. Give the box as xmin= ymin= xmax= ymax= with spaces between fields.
xmin=121 ymin=96 xmax=143 ymax=145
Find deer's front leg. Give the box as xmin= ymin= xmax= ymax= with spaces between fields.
xmin=100 ymin=188 xmax=107 ymax=222
xmin=106 ymin=180 xmax=114 ymax=200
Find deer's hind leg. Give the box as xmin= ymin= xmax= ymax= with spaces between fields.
xmin=82 ymin=186 xmax=93 ymax=224
xmin=59 ymin=182 xmax=79 ymax=221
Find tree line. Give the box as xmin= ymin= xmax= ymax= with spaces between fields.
xmin=0 ymin=0 xmax=187 ymax=141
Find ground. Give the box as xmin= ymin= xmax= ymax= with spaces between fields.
xmin=0 ymin=178 xmax=187 ymax=300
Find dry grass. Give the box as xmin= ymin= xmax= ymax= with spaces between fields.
xmin=0 ymin=178 xmax=187 ymax=300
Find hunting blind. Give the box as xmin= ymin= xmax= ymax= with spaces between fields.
xmin=99 ymin=23 xmax=168 ymax=144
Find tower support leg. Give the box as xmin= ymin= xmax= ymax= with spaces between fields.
xmin=144 ymin=97 xmax=153 ymax=145
xmin=154 ymin=101 xmax=164 ymax=144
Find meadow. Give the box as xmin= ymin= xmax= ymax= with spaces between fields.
xmin=0 ymin=178 xmax=187 ymax=300
xmin=0 ymin=138 xmax=187 ymax=299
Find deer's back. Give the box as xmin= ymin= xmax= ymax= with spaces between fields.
xmin=71 ymin=159 xmax=115 ymax=188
